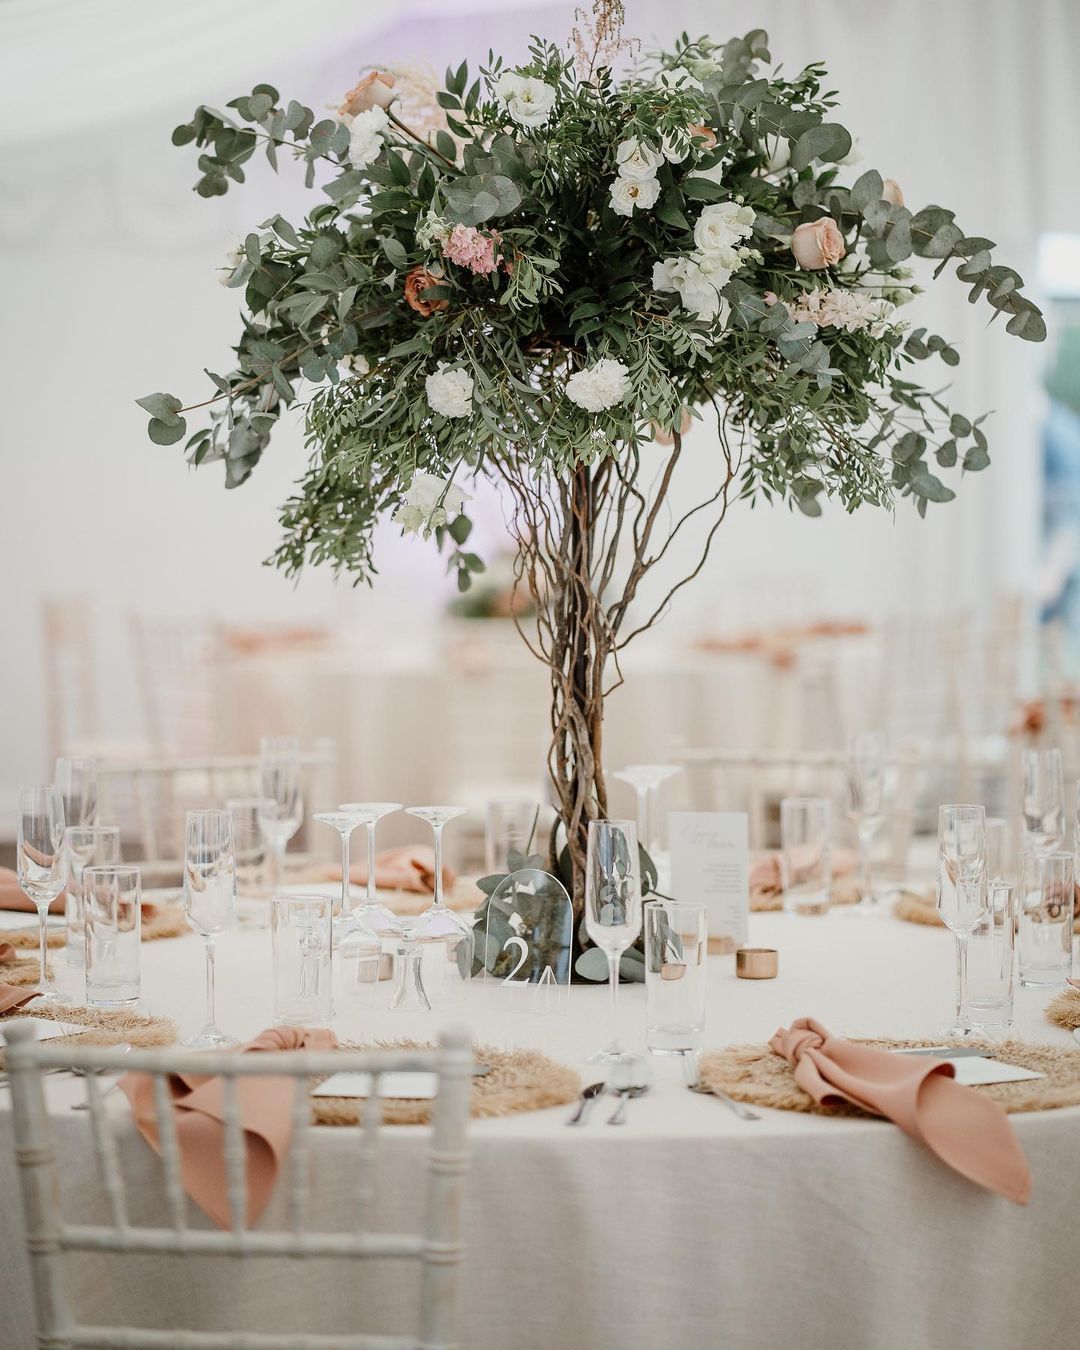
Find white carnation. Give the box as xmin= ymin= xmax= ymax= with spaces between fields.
xmin=393 ymin=471 xmax=472 ymax=538
xmin=425 ymin=363 xmax=474 ymax=418
xmin=348 ymin=105 xmax=389 ymax=169
xmin=565 ymin=358 xmax=631 ymax=413
xmin=693 ymin=201 xmax=756 ymax=258
xmin=616 ymin=138 xmax=664 ymax=182
xmin=495 ymin=71 xmax=556 ymax=128
xmin=609 ymin=175 xmax=660 ymax=217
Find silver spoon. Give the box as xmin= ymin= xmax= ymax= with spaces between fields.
xmin=607 ymin=1084 xmax=649 ymax=1125
xmin=567 ymin=1081 xmax=605 ymax=1126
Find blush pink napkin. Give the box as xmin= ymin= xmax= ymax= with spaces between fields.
xmin=0 ymin=941 xmax=39 ymax=1014
xmin=0 ymin=867 xmax=65 ymax=915
xmin=749 ymin=846 xmax=857 ymax=904
xmin=769 ymin=1017 xmax=1031 ymax=1204
xmin=313 ymin=844 xmax=454 ymax=896
xmin=120 ymin=1025 xmax=338 ymax=1229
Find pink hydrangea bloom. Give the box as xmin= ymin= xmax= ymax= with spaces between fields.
xmin=442 ymin=224 xmax=502 ymax=275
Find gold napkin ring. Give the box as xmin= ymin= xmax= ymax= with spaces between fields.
xmin=736 ymin=947 xmax=778 ymax=979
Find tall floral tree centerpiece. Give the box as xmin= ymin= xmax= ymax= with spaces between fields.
xmin=139 ymin=8 xmax=1044 ymax=923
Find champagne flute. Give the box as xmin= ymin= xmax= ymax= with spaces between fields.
xmin=183 ymin=809 xmax=238 ymax=1048
xmin=54 ymin=756 xmax=98 ymax=829
xmin=16 ymin=786 xmax=67 ymax=1004
xmin=64 ymin=825 xmax=121 ymax=967
xmin=585 ymin=819 xmax=643 ymax=1064
xmin=936 ymin=804 xmax=987 ymax=1038
xmin=258 ymin=737 xmax=303 ymax=886
xmin=845 ymin=731 xmax=887 ymax=914
xmin=1021 ymin=747 xmax=1063 ymax=855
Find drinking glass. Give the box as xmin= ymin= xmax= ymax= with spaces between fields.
xmin=83 ymin=865 xmax=141 ymax=1008
xmin=1020 ymin=748 xmax=1064 ymax=856
xmin=183 ymin=809 xmax=238 ymax=1047
xmin=611 ymin=764 xmax=681 ymax=862
xmin=845 ymin=731 xmax=887 ymax=913
xmin=780 ymin=797 xmax=832 ymax=915
xmin=64 ymin=825 xmax=121 ymax=966
xmin=936 ymin=804 xmax=987 ymax=1037
xmin=226 ymin=797 xmax=274 ymax=899
xmin=985 ymin=815 xmax=1007 ymax=883
xmin=16 ymin=785 xmax=66 ymax=1005
xmin=584 ymin=819 xmax=643 ymax=1064
xmin=337 ymin=802 xmax=404 ymax=937
xmin=644 ymin=900 xmax=707 ymax=1054
xmin=258 ymin=737 xmax=303 ymax=886
xmin=967 ymin=881 xmax=1016 ymax=1032
xmin=1018 ymin=850 xmax=1075 ymax=988
xmin=272 ymin=895 xmax=333 ymax=1025
xmin=484 ymin=796 xmax=539 ymax=872
xmin=394 ymin=806 xmax=473 ymax=1012
xmin=54 ymin=757 xmax=98 ymax=829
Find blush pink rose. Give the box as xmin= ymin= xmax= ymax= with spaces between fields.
xmin=791 ymin=217 xmax=847 ymax=270
xmin=340 ymin=70 xmax=396 ymax=117
xmin=881 ymin=178 xmax=904 ymax=206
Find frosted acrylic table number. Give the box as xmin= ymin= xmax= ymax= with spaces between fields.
xmin=476 ymin=869 xmax=573 ymax=1016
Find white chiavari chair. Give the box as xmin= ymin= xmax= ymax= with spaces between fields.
xmin=3 ymin=1023 xmax=472 ymax=1350
xmin=128 ymin=611 xmax=225 ymax=755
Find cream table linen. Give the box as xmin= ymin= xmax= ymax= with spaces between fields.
xmin=1 ymin=908 xmax=1078 ymax=1350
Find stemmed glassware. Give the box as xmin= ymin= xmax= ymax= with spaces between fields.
xmin=16 ymin=786 xmax=67 ymax=1005
xmin=845 ymin=731 xmax=887 ymax=914
xmin=611 ymin=765 xmax=681 ymax=863
xmin=936 ymin=804 xmax=988 ymax=1038
xmin=258 ymin=737 xmax=303 ymax=887
xmin=337 ymin=802 xmax=404 ymax=937
xmin=585 ymin=819 xmax=643 ymax=1065
xmin=392 ymin=806 xmax=471 ymax=1011
xmin=64 ymin=825 xmax=121 ymax=966
xmin=54 ymin=757 xmax=98 ymax=829
xmin=1020 ymin=748 xmax=1064 ymax=855
xmin=182 ymin=809 xmax=238 ymax=1048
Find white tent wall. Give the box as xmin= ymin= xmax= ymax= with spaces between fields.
xmin=1 ymin=0 xmax=1076 ymax=819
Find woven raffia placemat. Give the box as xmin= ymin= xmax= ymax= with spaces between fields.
xmin=2 ymin=903 xmax=190 ymax=951
xmin=750 ymin=873 xmax=860 ymax=913
xmin=894 ymin=890 xmax=1080 ymax=934
xmin=312 ymin=1041 xmax=580 ymax=1127
xmin=698 ymin=1036 xmax=1080 ymax=1116
xmin=0 ymin=1004 xmax=177 ymax=1070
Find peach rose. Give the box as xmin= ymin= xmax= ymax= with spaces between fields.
xmin=404 ymin=266 xmax=448 ymax=317
xmin=339 ymin=70 xmax=396 ymax=117
xmin=791 ymin=217 xmax=846 ymax=270
xmin=881 ymin=178 xmax=904 ymax=207
xmin=687 ymin=123 xmax=718 ymax=151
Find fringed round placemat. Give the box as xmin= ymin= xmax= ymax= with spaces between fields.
xmin=751 ymin=873 xmax=860 ymax=914
xmin=0 ymin=953 xmax=47 ymax=986
xmin=312 ymin=1041 xmax=580 ymax=1126
xmin=2 ymin=903 xmax=190 ymax=951
xmin=1044 ymin=987 xmax=1080 ymax=1032
xmin=0 ymin=1004 xmax=177 ymax=1069
xmin=698 ymin=1036 xmax=1080 ymax=1116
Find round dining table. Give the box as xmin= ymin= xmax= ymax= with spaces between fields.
xmin=2 ymin=899 xmax=1078 ymax=1350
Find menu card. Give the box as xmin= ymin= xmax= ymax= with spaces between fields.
xmin=669 ymin=812 xmax=749 ymax=951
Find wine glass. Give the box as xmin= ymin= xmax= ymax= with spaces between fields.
xmin=845 ymin=731 xmax=887 ymax=914
xmin=611 ymin=764 xmax=681 ymax=863
xmin=1021 ymin=748 xmax=1064 ymax=855
xmin=585 ymin=818 xmax=643 ymax=1064
xmin=393 ymin=806 xmax=471 ymax=1011
xmin=182 ymin=809 xmax=238 ymax=1048
xmin=337 ymin=802 xmax=404 ymax=937
xmin=16 ymin=785 xmax=67 ymax=1005
xmin=258 ymin=737 xmax=303 ymax=886
xmin=936 ymin=804 xmax=988 ymax=1038
xmin=54 ymin=757 xmax=98 ymax=828
xmin=64 ymin=825 xmax=121 ymax=967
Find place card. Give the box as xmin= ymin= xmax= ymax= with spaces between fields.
xmin=312 ymin=1065 xmax=491 ymax=1100
xmin=894 ymin=1048 xmax=1043 ymax=1086
xmin=669 ymin=812 xmax=748 ymax=951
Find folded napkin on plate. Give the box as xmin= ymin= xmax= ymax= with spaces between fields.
xmin=313 ymin=845 xmax=454 ymax=896
xmin=749 ymin=846 xmax=857 ymax=905
xmin=0 ymin=867 xmax=65 ymax=915
xmin=769 ymin=1017 xmax=1031 ymax=1204
xmin=120 ymin=1025 xmax=337 ymax=1229
xmin=0 ymin=941 xmax=39 ymax=1013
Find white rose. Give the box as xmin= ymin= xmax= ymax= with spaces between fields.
xmin=693 ymin=201 xmax=756 ymax=257
xmin=393 ymin=471 xmax=472 ymax=538
xmin=348 ymin=105 xmax=389 ymax=169
xmin=760 ymin=135 xmax=790 ymax=172
xmin=657 ymin=65 xmax=703 ymax=91
xmin=496 ymin=71 xmax=556 ymax=128
xmin=424 ymin=363 xmax=474 ymax=418
xmin=609 ymin=175 xmax=660 ymax=217
xmin=216 ymin=235 xmax=245 ymax=286
xmin=616 ymin=138 xmax=664 ymax=182
xmin=652 ymin=254 xmax=725 ymax=320
xmin=564 ymin=358 xmax=632 ymax=414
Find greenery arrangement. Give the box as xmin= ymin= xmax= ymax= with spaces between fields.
xmin=139 ymin=2 xmax=1045 ymax=926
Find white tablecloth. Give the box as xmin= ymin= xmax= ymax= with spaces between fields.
xmin=2 ymin=906 xmax=1079 ymax=1350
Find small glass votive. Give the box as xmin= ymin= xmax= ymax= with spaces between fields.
xmin=644 ymin=900 xmax=707 ymax=1054
xmin=83 ymin=865 xmax=141 ymax=1009
xmin=64 ymin=825 xmax=121 ymax=967
xmin=780 ymin=797 xmax=832 ymax=915
xmin=272 ymin=894 xmax=332 ymax=1025
xmin=1018 ymin=851 xmax=1075 ymax=988
xmin=967 ymin=880 xmax=1016 ymax=1030
xmin=484 ymin=796 xmax=539 ymax=873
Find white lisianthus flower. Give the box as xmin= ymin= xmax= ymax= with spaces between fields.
xmin=495 ymin=71 xmax=556 ymax=128
xmin=348 ymin=105 xmax=389 ymax=169
xmin=652 ymin=254 xmax=726 ymax=320
xmin=616 ymin=138 xmax=664 ymax=182
xmin=415 ymin=212 xmax=451 ymax=250
xmin=693 ymin=201 xmax=756 ymax=258
xmin=609 ymin=175 xmax=661 ymax=217
xmin=424 ymin=363 xmax=474 ymax=418
xmin=656 ymin=65 xmax=703 ymax=91
xmin=565 ymin=358 xmax=632 ymax=413
xmin=393 ymin=472 xmax=472 ymax=538
xmin=216 ymin=236 xmax=245 ymax=286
